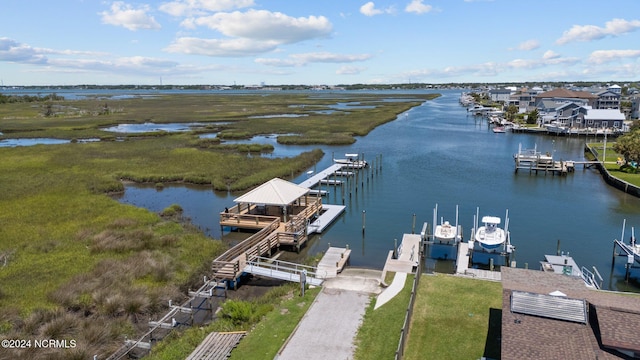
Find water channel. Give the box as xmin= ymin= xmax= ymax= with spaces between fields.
xmin=113 ymin=89 xmax=640 ymax=291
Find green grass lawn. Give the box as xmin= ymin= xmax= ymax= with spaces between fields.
xmin=404 ymin=274 xmax=502 ymax=360
xmin=354 ymin=274 xmax=414 ymax=360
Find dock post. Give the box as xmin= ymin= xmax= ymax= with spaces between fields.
xmin=490 ymin=258 xmax=494 ymax=271
xmin=412 ymin=214 xmax=416 ymax=234
xmin=557 ymin=239 xmax=561 ymax=256
xmin=393 ymin=238 xmax=398 ymax=259
xmin=362 ymin=210 xmax=366 ymax=234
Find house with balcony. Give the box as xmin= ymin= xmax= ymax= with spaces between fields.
xmin=595 ymin=90 xmax=621 ymax=110
xmin=489 ymin=88 xmax=512 ymax=103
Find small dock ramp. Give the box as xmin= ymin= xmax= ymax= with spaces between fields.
xmin=186 ymin=331 xmax=245 ymax=360
xmin=244 ymin=257 xmax=325 ymax=286
xmin=307 ymin=204 xmax=346 ymax=234
xmin=317 ymin=246 xmax=351 ymax=278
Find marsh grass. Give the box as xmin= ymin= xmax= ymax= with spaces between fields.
xmin=0 ymin=92 xmax=435 ymax=357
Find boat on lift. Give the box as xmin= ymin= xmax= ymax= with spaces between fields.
xmin=333 ymin=153 xmax=367 ymax=168
xmin=432 ymin=204 xmax=462 ymax=243
xmin=472 ymin=208 xmax=510 ymax=253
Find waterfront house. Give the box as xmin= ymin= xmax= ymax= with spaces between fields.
xmin=501 ymin=267 xmax=640 ymax=359
xmin=489 ymin=89 xmax=512 ymax=103
xmin=583 ymin=109 xmax=627 ymax=130
xmin=534 ymin=88 xmax=599 ymax=109
xmin=595 ymin=90 xmax=621 ymax=110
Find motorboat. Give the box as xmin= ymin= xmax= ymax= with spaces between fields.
xmin=333 ymin=153 xmax=367 ymax=168
xmin=432 ymin=204 xmax=462 ymax=243
xmin=472 ymin=208 xmax=510 ymax=253
xmin=492 ymin=126 xmax=505 ymax=133
xmin=513 ymin=143 xmax=553 ymax=165
xmin=545 ymin=121 xmax=569 ymax=134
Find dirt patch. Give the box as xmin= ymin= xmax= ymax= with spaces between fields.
xmin=226 ymin=275 xmax=288 ymax=300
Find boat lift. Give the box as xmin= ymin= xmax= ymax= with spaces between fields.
xmin=468 ymin=207 xmax=515 ymax=269
xmin=612 ymin=219 xmax=640 ymax=281
xmin=422 ymin=204 xmax=463 ymax=263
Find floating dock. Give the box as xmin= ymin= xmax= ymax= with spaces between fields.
xmin=307 ymin=204 xmax=346 ymax=234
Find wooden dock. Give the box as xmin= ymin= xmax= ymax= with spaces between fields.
xmin=298 ymin=164 xmax=344 ymax=188
xmin=317 ymin=246 xmax=351 ymax=278
xmin=186 ymin=331 xmax=245 ymax=360
xmin=382 ymin=234 xmax=421 ymax=273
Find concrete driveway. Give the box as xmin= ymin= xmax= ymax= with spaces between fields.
xmin=275 ymin=268 xmax=383 ymax=360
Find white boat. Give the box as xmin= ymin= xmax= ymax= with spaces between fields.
xmin=467 ymin=104 xmax=494 ymax=115
xmin=333 ymin=153 xmax=367 ymax=168
xmin=513 ymin=143 xmax=553 ymax=164
xmin=472 ymin=209 xmax=510 ymax=252
xmin=492 ymin=126 xmax=505 ymax=133
xmin=432 ymin=204 xmax=462 ymax=243
xmin=545 ymin=122 xmax=569 ymax=134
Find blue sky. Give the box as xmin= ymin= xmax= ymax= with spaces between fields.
xmin=2 ymin=0 xmax=640 ymax=86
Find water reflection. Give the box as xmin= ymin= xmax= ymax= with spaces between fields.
xmin=102 ymin=122 xmax=208 ymax=133
xmin=114 ymin=89 xmax=640 ymax=291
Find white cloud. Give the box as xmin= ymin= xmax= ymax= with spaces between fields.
xmin=360 ymin=2 xmax=395 ymax=16
xmin=337 ymin=66 xmax=366 ymax=75
xmin=191 ymin=10 xmax=332 ymax=44
xmin=165 ymin=37 xmax=280 ymax=57
xmin=588 ymin=49 xmax=640 ymax=64
xmin=159 ymin=0 xmax=255 ymax=17
xmin=167 ymin=10 xmax=333 ymax=57
xmin=556 ymin=18 xmax=640 ymax=45
xmin=99 ymin=2 xmax=161 ymax=31
xmin=405 ymin=0 xmax=432 ymax=14
xmin=542 ymin=50 xmax=560 ymax=60
xmin=256 ymin=52 xmax=373 ymax=67
xmin=517 ymin=39 xmax=540 ymax=51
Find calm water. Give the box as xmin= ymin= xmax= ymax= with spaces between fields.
xmin=114 ymin=89 xmax=640 ymax=291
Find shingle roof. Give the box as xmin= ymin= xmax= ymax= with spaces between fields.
xmin=501 ymin=267 xmax=640 ymax=360
xmin=536 ymin=88 xmax=599 ymax=99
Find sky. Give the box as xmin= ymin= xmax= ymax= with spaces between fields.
xmin=1 ymin=0 xmax=640 ymax=86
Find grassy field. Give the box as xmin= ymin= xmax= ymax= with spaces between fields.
xmin=0 ymin=91 xmax=435 ymax=358
xmin=587 ymin=140 xmax=640 ymax=186
xmin=354 ymin=275 xmax=414 ymax=360
xmin=404 ymin=274 xmax=502 ymax=360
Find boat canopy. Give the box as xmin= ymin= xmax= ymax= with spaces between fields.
xmin=344 ymin=153 xmax=359 ymax=157
xmin=481 ymin=216 xmax=501 ymax=224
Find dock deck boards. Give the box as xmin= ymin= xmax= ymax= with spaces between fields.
xmin=307 ymin=204 xmax=345 ymax=234
xmin=382 ymin=234 xmax=421 ymax=274
xmin=186 ymin=331 xmax=245 ymax=360
xmin=317 ymin=246 xmax=351 ymax=278
xmin=298 ymin=164 xmax=344 ymax=188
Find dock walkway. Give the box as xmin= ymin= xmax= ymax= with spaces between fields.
xmin=298 ymin=164 xmax=344 ymax=188
xmin=317 ymin=246 xmax=351 ymax=278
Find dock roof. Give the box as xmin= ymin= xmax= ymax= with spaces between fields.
xmin=234 ymin=178 xmax=310 ymax=206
